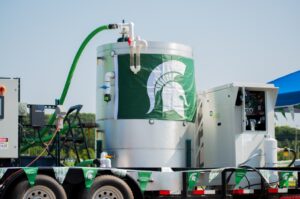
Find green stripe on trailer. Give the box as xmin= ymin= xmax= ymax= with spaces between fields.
xmin=187 ymin=171 xmax=200 ymax=191
xmin=279 ymin=171 xmax=293 ymax=188
xmin=82 ymin=167 xmax=98 ymax=189
xmin=23 ymin=167 xmax=38 ymax=186
xmin=235 ymin=168 xmax=247 ymax=185
xmin=138 ymin=171 xmax=152 ymax=192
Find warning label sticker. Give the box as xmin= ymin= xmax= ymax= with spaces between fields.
xmin=0 ymin=143 xmax=8 ymax=150
xmin=0 ymin=138 xmax=8 ymax=150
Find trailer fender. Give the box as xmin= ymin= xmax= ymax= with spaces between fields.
xmin=98 ymin=169 xmax=144 ymax=199
xmin=10 ymin=174 xmax=67 ymax=199
xmin=0 ymin=169 xmax=25 ymax=199
xmin=78 ymin=174 xmax=134 ymax=199
xmin=123 ymin=174 xmax=144 ymax=199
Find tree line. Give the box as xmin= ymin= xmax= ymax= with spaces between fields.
xmin=20 ymin=113 xmax=299 ymax=163
xmin=20 ymin=113 xmax=97 ymax=166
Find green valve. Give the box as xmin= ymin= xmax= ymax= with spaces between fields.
xmin=104 ymin=94 xmax=111 ymax=102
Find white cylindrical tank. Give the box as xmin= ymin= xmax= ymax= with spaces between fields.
xmin=96 ymin=41 xmax=197 ymax=167
xmin=264 ymin=136 xmax=278 ymax=167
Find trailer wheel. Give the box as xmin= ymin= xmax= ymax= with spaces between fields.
xmin=11 ymin=174 xmax=67 ymax=199
xmin=79 ymin=175 xmax=134 ymax=199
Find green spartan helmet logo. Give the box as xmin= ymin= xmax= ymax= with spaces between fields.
xmin=146 ymin=60 xmax=188 ymax=119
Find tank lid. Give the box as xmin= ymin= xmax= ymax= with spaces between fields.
xmin=97 ymin=41 xmax=193 ymax=58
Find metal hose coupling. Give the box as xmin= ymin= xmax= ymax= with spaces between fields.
xmin=108 ymin=24 xmax=119 ymax=29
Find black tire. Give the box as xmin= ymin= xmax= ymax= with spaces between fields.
xmin=11 ymin=174 xmax=67 ymax=199
xmin=78 ymin=175 xmax=134 ymax=199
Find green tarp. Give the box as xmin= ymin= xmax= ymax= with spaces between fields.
xmin=117 ymin=54 xmax=197 ymax=122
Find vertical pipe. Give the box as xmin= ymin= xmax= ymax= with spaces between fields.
xmin=186 ymin=139 xmax=192 ymax=167
xmin=182 ymin=172 xmax=188 ymax=197
xmin=221 ymin=169 xmax=227 ymax=199
xmin=56 ymin=131 xmax=60 ymax=166
xmin=242 ymin=87 xmax=246 ymax=132
xmin=96 ymin=139 xmax=103 ymax=159
xmin=130 ymin=46 xmax=135 ymax=68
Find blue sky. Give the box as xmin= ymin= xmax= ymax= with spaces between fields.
xmin=1 ymin=0 xmax=300 ymax=116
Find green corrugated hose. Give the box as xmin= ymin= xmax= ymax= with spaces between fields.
xmin=75 ymin=159 xmax=95 ymax=167
xmin=21 ymin=24 xmax=117 ymax=152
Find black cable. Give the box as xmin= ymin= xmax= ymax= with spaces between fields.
xmin=287 ymin=149 xmax=296 ymax=167
xmin=226 ymin=171 xmax=234 ymax=184
xmin=227 ymin=169 xmax=251 ymax=189
xmin=240 ymin=165 xmax=269 ymax=186
xmin=239 ymin=165 xmax=270 ymax=199
xmin=244 ymin=175 xmax=251 ymax=189
xmin=36 ymin=128 xmax=57 ymax=161
xmin=243 ymin=180 xmax=279 ymax=189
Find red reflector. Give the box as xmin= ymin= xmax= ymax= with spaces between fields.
xmin=268 ymin=188 xmax=278 ymax=193
xmin=159 ymin=190 xmax=170 ymax=196
xmin=233 ymin=189 xmax=244 ymax=195
xmin=0 ymin=85 xmax=6 ymax=95
xmin=0 ymin=138 xmax=8 ymax=142
xmin=192 ymin=190 xmax=204 ymax=195
xmin=233 ymin=189 xmax=254 ymax=195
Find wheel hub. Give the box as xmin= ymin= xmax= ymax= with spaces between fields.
xmin=23 ymin=185 xmax=56 ymax=199
xmin=92 ymin=185 xmax=124 ymax=199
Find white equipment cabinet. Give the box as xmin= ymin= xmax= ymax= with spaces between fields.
xmin=0 ymin=78 xmax=19 ymax=158
xmin=199 ymin=83 xmax=278 ymax=168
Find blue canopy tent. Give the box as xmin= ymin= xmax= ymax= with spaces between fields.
xmin=269 ymin=70 xmax=300 ymax=108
